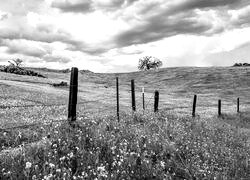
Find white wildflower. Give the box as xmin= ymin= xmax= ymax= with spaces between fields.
xmin=25 ymin=162 xmax=32 ymax=169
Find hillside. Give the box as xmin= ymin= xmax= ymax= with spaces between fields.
xmin=1 ymin=66 xmax=250 ymax=119
xmin=1 ymin=66 xmax=250 ymax=179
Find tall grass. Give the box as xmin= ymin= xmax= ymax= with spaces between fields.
xmin=0 ymin=111 xmax=249 ymax=179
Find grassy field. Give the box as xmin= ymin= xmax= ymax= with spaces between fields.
xmin=0 ymin=66 xmax=249 ymax=179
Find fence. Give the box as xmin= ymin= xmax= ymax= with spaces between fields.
xmin=0 ymin=67 xmax=248 ymax=132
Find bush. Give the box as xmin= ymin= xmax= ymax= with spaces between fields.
xmin=52 ymin=81 xmax=68 ymax=87
xmin=0 ymin=65 xmax=46 ymax=78
xmin=233 ymin=63 xmax=250 ymax=67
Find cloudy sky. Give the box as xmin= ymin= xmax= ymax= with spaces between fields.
xmin=1 ymin=0 xmax=250 ymax=72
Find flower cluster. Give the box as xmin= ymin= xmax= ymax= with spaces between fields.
xmin=0 ymin=112 xmax=249 ymax=179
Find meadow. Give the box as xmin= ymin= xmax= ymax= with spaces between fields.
xmin=0 ymin=66 xmax=249 ymax=179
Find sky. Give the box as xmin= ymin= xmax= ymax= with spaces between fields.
xmin=0 ymin=0 xmax=250 ymax=73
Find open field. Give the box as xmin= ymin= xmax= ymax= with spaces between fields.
xmin=1 ymin=66 xmax=250 ymax=127
xmin=0 ymin=66 xmax=250 ymax=179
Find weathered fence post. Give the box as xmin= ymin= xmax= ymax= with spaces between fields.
xmin=154 ymin=90 xmax=159 ymax=112
xmin=131 ymin=80 xmax=136 ymax=111
xmin=116 ymin=77 xmax=120 ymax=121
xmin=237 ymin=97 xmax=240 ymax=113
xmin=68 ymin=67 xmax=78 ymax=122
xmin=218 ymin=99 xmax=221 ymax=117
xmin=192 ymin=95 xmax=197 ymax=117
xmin=142 ymin=87 xmax=145 ymax=110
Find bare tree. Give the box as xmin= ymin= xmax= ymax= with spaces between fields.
xmin=8 ymin=58 xmax=23 ymax=67
xmin=138 ymin=56 xmax=163 ymax=71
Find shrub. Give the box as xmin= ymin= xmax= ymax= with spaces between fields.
xmin=0 ymin=65 xmax=46 ymax=78
xmin=233 ymin=63 xmax=250 ymax=67
xmin=52 ymin=81 xmax=68 ymax=87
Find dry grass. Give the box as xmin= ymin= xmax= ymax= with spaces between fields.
xmin=0 ymin=66 xmax=249 ymax=179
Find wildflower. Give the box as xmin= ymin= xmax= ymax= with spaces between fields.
xmin=68 ymin=152 xmax=74 ymax=158
xmin=49 ymin=163 xmax=55 ymax=168
xmin=60 ymin=156 xmax=66 ymax=161
xmin=97 ymin=165 xmax=108 ymax=178
xmin=160 ymin=161 xmax=165 ymax=168
xmin=52 ymin=144 xmax=57 ymax=148
xmin=25 ymin=162 xmax=32 ymax=169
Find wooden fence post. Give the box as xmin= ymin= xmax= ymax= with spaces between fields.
xmin=192 ymin=95 xmax=197 ymax=117
xmin=218 ymin=99 xmax=221 ymax=117
xmin=116 ymin=77 xmax=120 ymax=121
xmin=68 ymin=67 xmax=78 ymax=122
xmin=142 ymin=87 xmax=145 ymax=110
xmin=131 ymin=80 xmax=136 ymax=111
xmin=237 ymin=98 xmax=240 ymax=113
xmin=154 ymin=90 xmax=159 ymax=112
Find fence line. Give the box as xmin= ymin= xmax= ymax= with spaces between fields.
xmin=1 ymin=67 xmax=248 ymax=131
xmin=0 ymin=118 xmax=68 ymax=131
xmin=0 ymin=100 xmax=108 ymax=109
xmin=0 ymin=104 xmax=66 ymax=109
xmin=0 ymin=96 xmax=46 ymax=105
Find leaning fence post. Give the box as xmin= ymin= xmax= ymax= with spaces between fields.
xmin=68 ymin=67 xmax=78 ymax=123
xmin=192 ymin=95 xmax=197 ymax=117
xmin=237 ymin=98 xmax=240 ymax=113
xmin=116 ymin=77 xmax=120 ymax=121
xmin=218 ymin=99 xmax=221 ymax=117
xmin=154 ymin=90 xmax=159 ymax=112
xmin=131 ymin=79 xmax=136 ymax=111
xmin=142 ymin=87 xmax=145 ymax=110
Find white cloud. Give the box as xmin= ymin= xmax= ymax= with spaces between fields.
xmin=0 ymin=0 xmax=250 ymax=72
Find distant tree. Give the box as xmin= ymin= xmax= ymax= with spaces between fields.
xmin=233 ymin=62 xmax=250 ymax=67
xmin=8 ymin=58 xmax=23 ymax=67
xmin=138 ymin=56 xmax=163 ymax=71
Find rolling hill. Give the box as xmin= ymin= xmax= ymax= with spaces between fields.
xmin=0 ymin=66 xmax=250 ymax=179
xmin=0 ymin=66 xmax=250 ymax=123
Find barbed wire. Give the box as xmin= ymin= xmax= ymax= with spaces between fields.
xmin=0 ymin=104 xmax=66 ymax=109
xmin=145 ymin=93 xmax=155 ymax=110
xmin=0 ymin=99 xmax=110 ymax=109
xmin=0 ymin=96 xmax=46 ymax=105
xmin=0 ymin=89 xmax=248 ymax=131
xmin=0 ymin=118 xmax=68 ymax=131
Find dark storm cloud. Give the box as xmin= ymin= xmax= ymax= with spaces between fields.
xmin=51 ymin=0 xmax=93 ymax=13
xmin=113 ymin=0 xmax=250 ymax=48
xmin=0 ymin=27 xmax=111 ymax=56
xmin=51 ymin=0 xmax=139 ymax=13
xmin=0 ymin=27 xmax=105 ymax=56
xmin=6 ymin=46 xmax=47 ymax=58
xmin=96 ymin=0 xmax=139 ymax=11
xmin=175 ymin=0 xmax=245 ymax=11
xmin=0 ymin=27 xmax=70 ymax=44
xmin=114 ymin=11 xmax=212 ymax=47
xmin=66 ymin=43 xmax=108 ymax=55
xmin=0 ymin=39 xmax=49 ymax=58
